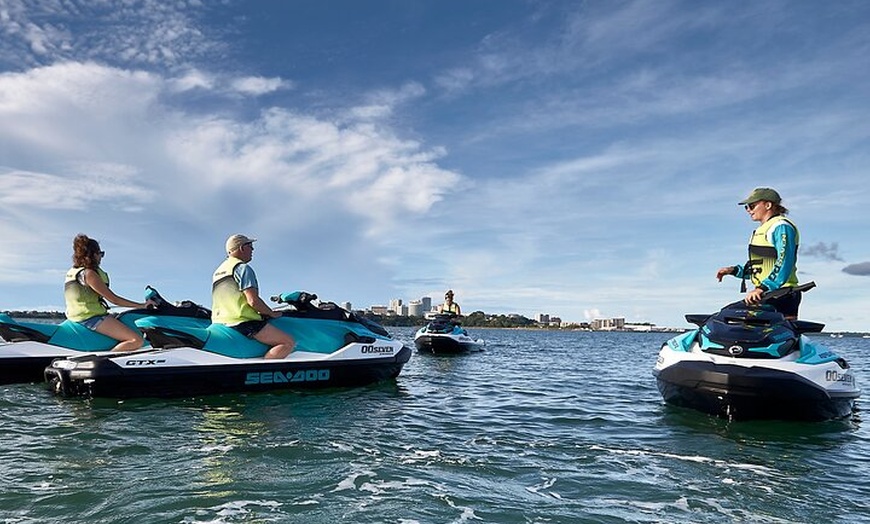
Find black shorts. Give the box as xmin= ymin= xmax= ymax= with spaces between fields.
xmin=231 ymin=319 xmax=269 ymax=338
xmin=767 ymin=293 xmax=802 ymax=318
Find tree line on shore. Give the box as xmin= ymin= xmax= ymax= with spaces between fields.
xmin=3 ymin=310 xmax=65 ymax=319
xmin=362 ymin=311 xmax=545 ymax=328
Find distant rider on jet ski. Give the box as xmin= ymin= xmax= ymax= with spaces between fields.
xmin=439 ymin=289 xmax=462 ymax=316
xmin=716 ymin=187 xmax=801 ymax=318
xmin=212 ymin=234 xmax=295 ymax=359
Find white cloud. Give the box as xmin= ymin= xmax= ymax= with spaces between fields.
xmin=164 ymin=106 xmax=459 ymax=234
xmin=0 ymin=63 xmax=161 ymax=161
xmin=2 ymin=61 xmax=457 ymax=231
xmin=0 ymin=0 xmax=216 ymax=68
xmin=350 ymin=82 xmax=426 ymax=121
xmin=229 ymin=76 xmax=289 ymax=96
xmin=0 ymin=60 xmax=465 ymax=303
xmin=0 ymin=165 xmax=153 ymax=211
xmin=584 ymin=308 xmax=603 ymax=320
xmin=169 ymin=69 xmax=214 ymax=92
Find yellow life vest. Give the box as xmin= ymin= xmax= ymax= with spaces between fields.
xmin=747 ymin=215 xmax=800 ymax=288
xmin=64 ymin=267 xmax=110 ymax=322
xmin=440 ymin=302 xmax=460 ymax=314
xmin=211 ymin=256 xmax=262 ymax=325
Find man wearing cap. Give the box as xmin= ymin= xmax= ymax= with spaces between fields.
xmin=716 ymin=188 xmax=801 ymax=318
xmin=439 ymin=290 xmax=461 ymax=315
xmin=212 ymin=234 xmax=295 ymax=358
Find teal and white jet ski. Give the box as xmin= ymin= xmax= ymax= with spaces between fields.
xmin=654 ymin=282 xmax=860 ymax=421
xmin=414 ymin=313 xmax=484 ymax=354
xmin=0 ymin=287 xmax=209 ymax=385
xmin=45 ymin=291 xmax=411 ymax=398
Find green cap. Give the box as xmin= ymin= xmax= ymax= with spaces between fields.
xmin=738 ymin=187 xmax=781 ymax=205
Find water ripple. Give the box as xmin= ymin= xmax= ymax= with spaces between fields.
xmin=1 ymin=331 xmax=868 ymax=523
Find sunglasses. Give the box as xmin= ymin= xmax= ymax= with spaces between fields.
xmin=744 ymin=202 xmax=760 ymax=211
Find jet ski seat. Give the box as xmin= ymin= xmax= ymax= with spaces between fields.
xmin=0 ymin=314 xmax=53 ymax=343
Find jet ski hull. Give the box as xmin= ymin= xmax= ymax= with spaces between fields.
xmin=0 ymin=351 xmax=71 ymax=384
xmin=44 ymin=343 xmax=412 ymax=399
xmin=0 ymin=317 xmax=115 ymax=384
xmin=655 ymin=359 xmax=858 ymax=421
xmin=413 ymin=315 xmax=484 ymax=354
xmin=1 ymin=301 xmax=211 ymax=384
xmin=654 ymin=286 xmax=860 ymax=421
xmin=414 ymin=334 xmax=481 ymax=354
xmin=654 ymin=334 xmax=860 ymax=421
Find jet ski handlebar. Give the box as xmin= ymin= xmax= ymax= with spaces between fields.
xmin=716 ymin=281 xmax=817 ymax=315
xmin=760 ymin=281 xmax=816 ymax=302
xmin=687 ymin=282 xmax=818 ymax=325
xmin=142 ymin=286 xmax=212 ymax=318
xmin=270 ymin=291 xmax=318 ymax=308
xmin=144 ymin=285 xmax=165 ymax=308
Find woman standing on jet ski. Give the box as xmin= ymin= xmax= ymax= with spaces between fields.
xmin=64 ymin=234 xmax=155 ymax=351
xmin=716 ymin=187 xmax=801 ymax=318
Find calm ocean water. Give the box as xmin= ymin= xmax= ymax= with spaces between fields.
xmin=1 ymin=329 xmax=869 ymax=523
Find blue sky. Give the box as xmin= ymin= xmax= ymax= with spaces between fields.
xmin=1 ymin=0 xmax=869 ymax=331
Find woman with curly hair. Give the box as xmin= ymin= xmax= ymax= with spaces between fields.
xmin=64 ymin=234 xmax=154 ymax=351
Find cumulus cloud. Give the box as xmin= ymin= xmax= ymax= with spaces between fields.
xmin=229 ymin=76 xmax=290 ymax=96
xmin=0 ymin=61 xmax=460 ymax=240
xmin=0 ymin=63 xmax=161 ymax=162
xmin=165 ymin=106 xmax=459 ymax=233
xmin=802 ymin=241 xmax=844 ymax=261
xmin=843 ymin=262 xmax=870 ymax=276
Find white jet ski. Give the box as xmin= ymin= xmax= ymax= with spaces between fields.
xmin=414 ymin=313 xmax=484 ymax=354
xmin=654 ymin=282 xmax=860 ymax=421
xmin=45 ymin=291 xmax=411 ymax=398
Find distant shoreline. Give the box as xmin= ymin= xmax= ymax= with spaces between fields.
xmin=3 ymin=311 xmax=65 ymax=320
xmin=5 ymin=311 xmax=866 ymax=337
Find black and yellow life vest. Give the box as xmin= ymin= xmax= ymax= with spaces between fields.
xmin=440 ymin=302 xmax=460 ymax=314
xmin=211 ymin=256 xmax=262 ymax=325
xmin=747 ymin=215 xmax=800 ymax=288
xmin=64 ymin=267 xmax=110 ymax=322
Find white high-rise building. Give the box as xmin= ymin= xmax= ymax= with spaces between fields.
xmin=389 ymin=298 xmax=403 ymax=314
xmin=408 ymin=300 xmax=423 ymax=317
xmin=591 ymin=317 xmax=625 ymax=330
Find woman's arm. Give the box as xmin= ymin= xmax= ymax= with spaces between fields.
xmin=82 ymin=269 xmax=147 ymax=309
